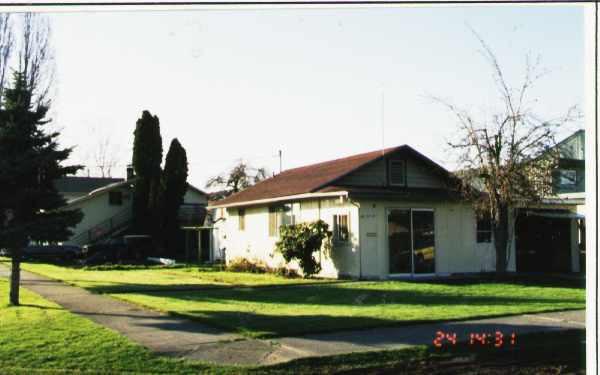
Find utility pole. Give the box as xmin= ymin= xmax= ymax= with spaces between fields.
xmin=381 ymin=84 xmax=385 ymax=155
xmin=278 ymin=150 xmax=282 ymax=174
xmin=380 ymin=84 xmax=386 ymax=187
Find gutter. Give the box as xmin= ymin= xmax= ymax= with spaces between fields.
xmin=208 ymin=191 xmax=349 ymax=209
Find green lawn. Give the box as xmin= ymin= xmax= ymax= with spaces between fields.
xmin=1 ymin=259 xmax=335 ymax=293
xmin=0 ymin=278 xmax=585 ymax=374
xmin=0 ymin=279 xmax=226 ymax=374
xmin=2 ymin=259 xmax=585 ymax=339
xmin=112 ymin=280 xmax=585 ymax=338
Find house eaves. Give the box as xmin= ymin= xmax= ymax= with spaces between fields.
xmin=208 ymin=191 xmax=348 ymax=209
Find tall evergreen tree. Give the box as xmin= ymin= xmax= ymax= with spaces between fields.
xmin=0 ymin=72 xmax=82 ymax=305
xmin=159 ymin=138 xmax=188 ymax=255
xmin=131 ymin=110 xmax=162 ymax=234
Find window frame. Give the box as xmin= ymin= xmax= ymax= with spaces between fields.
xmin=333 ymin=213 xmax=350 ymax=243
xmin=238 ymin=208 xmax=245 ymax=231
xmin=268 ymin=206 xmax=280 ymax=237
xmin=476 ymin=213 xmax=492 ymax=243
xmin=268 ymin=204 xmax=296 ymax=237
xmin=388 ymin=159 xmax=407 ymax=187
xmin=558 ymin=169 xmax=577 ymax=188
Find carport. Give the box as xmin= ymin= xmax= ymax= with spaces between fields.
xmin=515 ymin=209 xmax=584 ymax=273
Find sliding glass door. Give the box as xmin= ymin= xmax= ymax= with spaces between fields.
xmin=388 ymin=208 xmax=435 ymax=275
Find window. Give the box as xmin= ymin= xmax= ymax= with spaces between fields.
xmin=268 ymin=204 xmax=296 ymax=237
xmin=268 ymin=206 xmax=280 ymax=237
xmin=238 ymin=208 xmax=245 ymax=231
xmin=476 ymin=214 xmax=492 ymax=243
xmin=388 ymin=159 xmax=406 ymax=186
xmin=108 ymin=191 xmax=123 ymax=206
xmin=333 ymin=214 xmax=350 ymax=242
xmin=558 ymin=169 xmax=577 ymax=188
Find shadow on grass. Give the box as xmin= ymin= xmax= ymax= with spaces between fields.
xmin=107 ymin=281 xmax=584 ymax=338
xmin=118 ymin=282 xmax=585 ymax=308
xmin=138 ymin=308 xmax=584 ymax=340
xmin=249 ymin=329 xmax=585 ymax=374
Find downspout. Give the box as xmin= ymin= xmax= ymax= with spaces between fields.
xmin=348 ymin=196 xmax=362 ymax=279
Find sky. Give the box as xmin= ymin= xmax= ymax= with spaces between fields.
xmin=36 ymin=4 xmax=586 ymax=191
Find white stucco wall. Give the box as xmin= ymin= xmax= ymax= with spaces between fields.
xmin=220 ymin=196 xmax=516 ymax=279
xmin=223 ymin=197 xmax=359 ymax=278
xmin=64 ymin=186 xmax=133 ymax=245
xmin=65 ymin=185 xmax=206 ymax=246
xmin=355 ymin=199 xmax=513 ymax=278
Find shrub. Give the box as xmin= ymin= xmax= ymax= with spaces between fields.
xmin=226 ymin=258 xmax=268 ymax=274
xmin=226 ymin=257 xmax=299 ymax=278
xmin=275 ymin=220 xmax=331 ymax=278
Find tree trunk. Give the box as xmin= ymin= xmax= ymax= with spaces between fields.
xmin=9 ymin=247 xmax=21 ymax=305
xmin=494 ymin=204 xmax=510 ymax=277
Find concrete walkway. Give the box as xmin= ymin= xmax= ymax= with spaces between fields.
xmin=1 ymin=266 xmax=585 ymax=366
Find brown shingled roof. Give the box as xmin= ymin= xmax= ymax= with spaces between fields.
xmin=212 ymin=145 xmax=406 ymax=207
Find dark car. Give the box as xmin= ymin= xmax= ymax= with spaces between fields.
xmin=82 ymin=235 xmax=157 ymax=266
xmin=1 ymin=245 xmax=84 ymax=261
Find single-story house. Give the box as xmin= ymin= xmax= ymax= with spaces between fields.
xmin=56 ymin=170 xmax=210 ymax=260
xmin=208 ymin=144 xmax=582 ymax=279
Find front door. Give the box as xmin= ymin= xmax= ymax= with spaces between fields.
xmin=388 ymin=208 xmax=435 ymax=275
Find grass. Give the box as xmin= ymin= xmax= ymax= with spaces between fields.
xmin=112 ymin=280 xmax=585 ymax=338
xmin=0 ymin=279 xmax=227 ymax=374
xmin=0 ymin=259 xmax=336 ymax=293
xmin=0 ymin=278 xmax=585 ymax=374
xmin=255 ymin=329 xmax=586 ymax=375
xmin=1 ymin=258 xmax=585 ymax=338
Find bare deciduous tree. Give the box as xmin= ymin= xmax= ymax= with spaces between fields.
xmin=433 ymin=30 xmax=581 ymax=275
xmin=0 ymin=14 xmax=14 ymax=104
xmin=206 ymin=160 xmax=269 ymax=200
xmin=19 ymin=13 xmax=54 ymax=106
xmin=91 ymin=134 xmax=120 ymax=178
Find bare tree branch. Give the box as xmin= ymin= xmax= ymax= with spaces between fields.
xmin=0 ymin=14 xmax=13 ymax=105
xmin=431 ymin=28 xmax=580 ymax=275
xmin=18 ymin=13 xmax=54 ymax=108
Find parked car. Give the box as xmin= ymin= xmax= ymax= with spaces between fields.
xmin=82 ymin=235 xmax=157 ymax=266
xmin=0 ymin=245 xmax=84 ymax=261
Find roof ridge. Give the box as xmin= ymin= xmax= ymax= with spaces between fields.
xmin=280 ymin=145 xmax=403 ymax=175
xmin=213 ymin=145 xmax=407 ymax=206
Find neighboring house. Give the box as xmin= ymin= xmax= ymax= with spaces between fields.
xmin=54 ymin=176 xmax=124 ymax=201
xmin=512 ymin=130 xmax=586 ymax=273
xmin=209 ymin=144 xmax=583 ymax=279
xmin=57 ymin=170 xmax=209 ymax=260
xmin=552 ymin=129 xmax=585 ymax=213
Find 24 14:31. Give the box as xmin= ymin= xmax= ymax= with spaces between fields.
xmin=433 ymin=331 xmax=517 ymax=348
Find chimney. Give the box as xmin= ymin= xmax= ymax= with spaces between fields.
xmin=126 ymin=164 xmax=135 ymax=180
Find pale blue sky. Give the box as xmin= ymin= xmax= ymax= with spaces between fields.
xmin=44 ymin=4 xmax=584 ymax=190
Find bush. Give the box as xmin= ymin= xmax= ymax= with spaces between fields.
xmin=226 ymin=257 xmax=299 ymax=278
xmin=226 ymin=258 xmax=269 ymax=274
xmin=275 ymin=220 xmax=331 ymax=278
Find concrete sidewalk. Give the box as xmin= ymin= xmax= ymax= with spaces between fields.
xmin=0 ymin=267 xmax=242 ymax=356
xmin=1 ymin=266 xmax=585 ymax=366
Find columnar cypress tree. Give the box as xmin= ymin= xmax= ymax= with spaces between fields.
xmin=160 ymin=138 xmax=188 ymax=256
xmin=132 ymin=110 xmax=162 ymax=234
xmin=0 ymin=72 xmax=83 ymax=305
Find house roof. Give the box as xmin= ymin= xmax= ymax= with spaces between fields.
xmin=211 ymin=145 xmax=455 ymax=208
xmin=67 ymin=179 xmax=133 ymax=205
xmin=64 ymin=178 xmax=207 ymax=206
xmin=54 ymin=177 xmax=124 ymax=194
